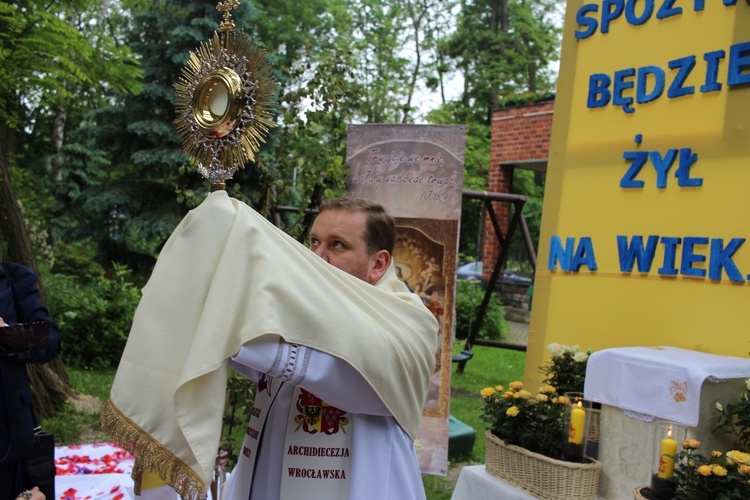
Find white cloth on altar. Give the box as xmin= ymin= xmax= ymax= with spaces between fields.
xmin=224 ymin=337 xmax=426 ymax=500
xmin=584 ymin=346 xmax=750 ymax=427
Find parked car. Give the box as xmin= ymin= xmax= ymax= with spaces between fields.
xmin=456 ymin=261 xmax=483 ymax=281
xmin=456 ymin=261 xmax=532 ymax=286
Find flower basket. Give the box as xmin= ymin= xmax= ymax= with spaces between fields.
xmin=485 ymin=430 xmax=602 ymax=500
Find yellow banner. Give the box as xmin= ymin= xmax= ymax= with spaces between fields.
xmin=526 ymin=1 xmax=750 ymax=389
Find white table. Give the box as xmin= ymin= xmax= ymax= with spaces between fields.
xmin=585 ymin=347 xmax=750 ymax=500
xmin=451 ymin=465 xmax=537 ymax=500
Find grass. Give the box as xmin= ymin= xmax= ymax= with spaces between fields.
xmin=443 ymin=342 xmax=526 ymax=463
xmin=44 ymin=343 xmax=526 ymax=499
xmin=41 ymin=367 xmax=116 ymax=445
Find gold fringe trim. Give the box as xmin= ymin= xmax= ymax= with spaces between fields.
xmin=101 ymin=399 xmax=207 ymax=500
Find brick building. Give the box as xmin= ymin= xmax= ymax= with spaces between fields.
xmin=482 ymin=99 xmax=554 ymax=280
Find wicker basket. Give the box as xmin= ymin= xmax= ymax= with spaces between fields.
xmin=485 ymin=430 xmax=602 ymax=500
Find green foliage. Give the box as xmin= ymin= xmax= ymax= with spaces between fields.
xmin=221 ymin=372 xmax=257 ymax=469
xmin=41 ymin=367 xmax=117 ymax=446
xmin=674 ymin=445 xmax=750 ymax=500
xmin=421 ymin=475 xmax=455 ymax=500
xmin=540 ymin=343 xmax=591 ymax=395
xmin=670 ymin=381 xmax=750 ymax=500
xmin=38 ymin=401 xmax=96 ymax=446
xmin=7 ymin=0 xmax=559 ymax=283
xmin=454 ymin=280 xmax=508 ymax=340
xmin=67 ymin=366 xmax=118 ymax=403
xmin=499 ymin=91 xmax=556 ymax=109
xmin=45 ymin=244 xmax=141 ymax=368
xmin=480 ymin=381 xmax=564 ymax=459
xmin=716 ymin=380 xmax=750 ymax=452
xmin=51 ymin=240 xmax=107 ymax=283
xmin=508 ymin=168 xmax=545 ymax=271
xmin=0 ymin=0 xmax=142 ymax=128
xmin=441 ymin=0 xmax=561 ymax=122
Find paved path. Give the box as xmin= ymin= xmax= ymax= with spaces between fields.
xmin=506 ymin=320 xmax=529 ymax=346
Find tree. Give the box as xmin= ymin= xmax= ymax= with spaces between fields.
xmin=0 ymin=0 xmax=141 ymax=417
xmin=443 ymin=0 xmax=561 ymax=123
xmin=434 ymin=0 xmax=562 ymax=257
xmin=4 ymin=1 xmax=564 ymax=419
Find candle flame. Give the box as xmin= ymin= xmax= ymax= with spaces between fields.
xmin=577 ymin=401 xmax=583 ymax=409
xmin=668 ymin=428 xmax=672 ymax=438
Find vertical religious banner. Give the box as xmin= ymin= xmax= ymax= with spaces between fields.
xmin=525 ymin=2 xmax=750 ymax=389
xmin=346 ymin=124 xmax=466 ymax=475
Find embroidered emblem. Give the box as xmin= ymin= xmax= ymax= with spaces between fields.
xmin=669 ymin=380 xmax=688 ymax=402
xmin=294 ymin=388 xmax=349 ymax=435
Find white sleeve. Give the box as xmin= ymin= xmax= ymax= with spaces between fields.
xmin=230 ymin=339 xmax=390 ymax=416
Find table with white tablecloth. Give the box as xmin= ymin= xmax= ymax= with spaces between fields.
xmin=451 ymin=465 xmax=537 ymax=500
xmin=584 ymin=346 xmax=750 ymax=500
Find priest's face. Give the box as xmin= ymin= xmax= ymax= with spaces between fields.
xmin=309 ymin=209 xmax=387 ymax=285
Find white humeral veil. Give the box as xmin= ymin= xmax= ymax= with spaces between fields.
xmin=100 ymin=191 xmax=438 ymax=500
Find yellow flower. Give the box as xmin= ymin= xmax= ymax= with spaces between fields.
xmin=495 ymin=385 xmax=504 ymax=392
xmin=509 ymin=381 xmax=523 ymax=392
xmin=540 ymin=384 xmax=556 ymax=395
xmin=739 ymin=465 xmax=750 ymax=476
xmin=682 ymin=438 xmax=701 ymax=450
xmin=726 ymin=450 xmax=750 ymax=466
xmin=480 ymin=387 xmax=496 ymax=398
xmin=506 ymin=406 xmax=520 ymax=417
xmin=711 ymin=465 xmax=728 ymax=477
xmin=517 ymin=390 xmax=532 ymax=400
xmin=711 ymin=450 xmax=722 ymax=458
xmin=556 ymin=395 xmax=571 ymax=405
xmin=696 ymin=465 xmax=712 ymax=476
xmin=502 ymin=391 xmax=515 ymax=401
xmin=536 ymin=393 xmax=549 ymax=403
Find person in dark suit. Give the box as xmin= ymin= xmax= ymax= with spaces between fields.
xmin=0 ymin=262 xmax=60 ymax=499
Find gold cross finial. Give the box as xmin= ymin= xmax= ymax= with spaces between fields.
xmin=216 ymin=1 xmax=240 ymax=33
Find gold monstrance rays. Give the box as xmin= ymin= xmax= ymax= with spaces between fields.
xmin=173 ymin=1 xmax=277 ymax=189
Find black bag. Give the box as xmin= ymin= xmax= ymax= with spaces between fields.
xmin=22 ymin=427 xmax=55 ymax=500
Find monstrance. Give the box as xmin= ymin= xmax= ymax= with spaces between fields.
xmin=173 ymin=0 xmax=277 ymax=191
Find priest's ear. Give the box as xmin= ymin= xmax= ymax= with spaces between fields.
xmin=368 ymin=250 xmax=391 ymax=285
